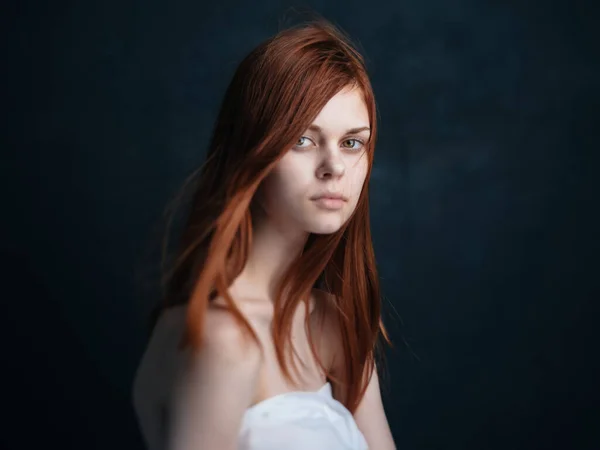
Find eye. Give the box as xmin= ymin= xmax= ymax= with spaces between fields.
xmin=294 ymin=136 xmax=316 ymax=149
xmin=342 ymin=138 xmax=365 ymax=151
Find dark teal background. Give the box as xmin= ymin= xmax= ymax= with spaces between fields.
xmin=2 ymin=1 xmax=598 ymax=449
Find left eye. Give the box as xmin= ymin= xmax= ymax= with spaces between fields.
xmin=342 ymin=139 xmax=364 ymax=150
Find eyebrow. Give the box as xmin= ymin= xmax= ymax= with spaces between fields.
xmin=307 ymin=124 xmax=371 ymax=135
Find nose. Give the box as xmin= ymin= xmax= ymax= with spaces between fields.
xmin=316 ymin=155 xmax=345 ymax=180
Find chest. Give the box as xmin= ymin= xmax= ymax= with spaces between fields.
xmin=250 ymin=301 xmax=333 ymax=405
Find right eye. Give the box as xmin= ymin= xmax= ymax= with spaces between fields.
xmin=294 ymin=136 xmax=314 ymax=149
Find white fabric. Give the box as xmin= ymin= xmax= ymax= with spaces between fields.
xmin=238 ymin=382 xmax=369 ymax=450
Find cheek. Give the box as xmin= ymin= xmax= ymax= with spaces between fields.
xmin=348 ymin=159 xmax=369 ymax=195
xmin=262 ymin=163 xmax=309 ymax=207
xmin=272 ymin=157 xmax=312 ymax=195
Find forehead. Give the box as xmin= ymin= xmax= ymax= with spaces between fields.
xmin=310 ymin=87 xmax=369 ymax=134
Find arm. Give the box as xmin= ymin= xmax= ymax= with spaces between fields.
xmin=353 ymin=363 xmax=397 ymax=450
xmin=317 ymin=291 xmax=396 ymax=450
xmin=166 ymin=307 xmax=262 ymax=450
xmin=132 ymin=307 xmax=186 ymax=450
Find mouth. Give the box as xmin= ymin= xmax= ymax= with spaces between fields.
xmin=311 ymin=196 xmax=346 ymax=210
xmin=310 ymin=192 xmax=348 ymax=201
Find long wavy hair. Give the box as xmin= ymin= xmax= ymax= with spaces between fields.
xmin=149 ymin=16 xmax=392 ymax=414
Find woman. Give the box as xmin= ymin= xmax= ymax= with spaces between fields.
xmin=132 ymin=16 xmax=396 ymax=450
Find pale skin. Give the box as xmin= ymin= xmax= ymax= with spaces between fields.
xmin=132 ymin=85 xmax=396 ymax=450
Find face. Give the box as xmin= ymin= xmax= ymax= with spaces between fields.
xmin=256 ymin=85 xmax=370 ymax=235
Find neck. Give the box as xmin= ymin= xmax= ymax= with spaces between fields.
xmin=233 ymin=207 xmax=309 ymax=303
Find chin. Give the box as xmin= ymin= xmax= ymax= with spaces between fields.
xmin=307 ymin=219 xmax=345 ymax=235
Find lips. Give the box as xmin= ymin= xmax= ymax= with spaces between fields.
xmin=311 ymin=193 xmax=347 ymax=201
xmin=311 ymin=196 xmax=346 ymax=210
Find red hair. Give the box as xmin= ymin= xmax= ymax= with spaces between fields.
xmin=151 ymin=16 xmax=392 ymax=414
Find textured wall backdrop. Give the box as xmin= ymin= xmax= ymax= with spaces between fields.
xmin=2 ymin=0 xmax=598 ymax=449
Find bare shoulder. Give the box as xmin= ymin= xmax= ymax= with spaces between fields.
xmin=170 ymin=300 xmax=263 ymax=410
xmin=133 ymin=299 xmax=264 ymax=450
xmin=167 ymin=299 xmax=263 ymax=450
xmin=133 ymin=300 xmax=262 ymax=408
xmin=200 ymin=300 xmax=264 ymax=366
